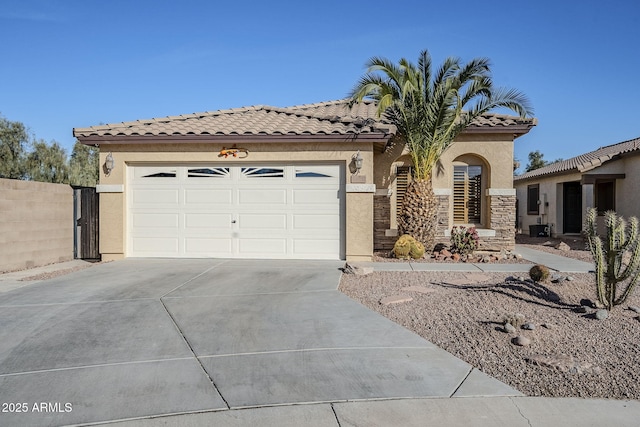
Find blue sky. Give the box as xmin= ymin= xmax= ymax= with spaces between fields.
xmin=1 ymin=0 xmax=639 ymax=173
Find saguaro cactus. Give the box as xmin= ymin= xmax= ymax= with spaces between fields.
xmin=585 ymin=208 xmax=640 ymax=309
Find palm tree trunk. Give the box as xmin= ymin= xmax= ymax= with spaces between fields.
xmin=398 ymin=178 xmax=438 ymax=251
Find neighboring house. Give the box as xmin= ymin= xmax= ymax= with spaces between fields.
xmin=73 ymin=100 xmax=535 ymax=262
xmin=514 ymin=137 xmax=640 ymax=237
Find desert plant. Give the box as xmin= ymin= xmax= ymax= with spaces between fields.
xmin=450 ymin=226 xmax=479 ymax=256
xmin=502 ymin=313 xmax=526 ymax=328
xmin=529 ymin=264 xmax=550 ymax=282
xmin=392 ymin=234 xmax=425 ymax=260
xmin=585 ymin=208 xmax=640 ymax=309
xmin=409 ymin=239 xmax=425 ymax=259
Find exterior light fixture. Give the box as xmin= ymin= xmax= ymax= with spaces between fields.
xmin=353 ymin=150 xmax=363 ymax=174
xmin=105 ymin=152 xmax=115 ymax=175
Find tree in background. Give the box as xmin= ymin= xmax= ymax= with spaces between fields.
xmin=525 ymin=150 xmax=563 ymax=172
xmin=0 ymin=115 xmax=29 ymax=179
xmin=349 ymin=49 xmax=532 ymax=250
xmin=525 ymin=150 xmax=547 ymax=172
xmin=25 ymin=140 xmax=69 ymax=183
xmin=69 ymin=142 xmax=99 ymax=187
xmin=0 ymin=116 xmax=99 ymax=185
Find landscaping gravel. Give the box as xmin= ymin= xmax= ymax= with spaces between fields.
xmin=340 ymin=270 xmax=640 ymax=399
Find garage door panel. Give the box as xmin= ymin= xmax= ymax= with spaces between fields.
xmin=185 ymin=189 xmax=232 ymax=205
xmin=185 ymin=213 xmax=233 ymax=229
xmin=292 ymin=189 xmax=338 ymax=205
xmin=293 ymin=239 xmax=340 ymax=255
xmin=185 ymin=238 xmax=233 ymax=254
xmin=238 ymin=214 xmax=286 ymax=230
xmin=132 ymin=189 xmax=179 ymax=205
xmin=238 ymin=189 xmax=286 ymax=205
xmin=132 ymin=213 xmax=179 ymax=228
xmin=132 ymin=237 xmax=179 ymax=254
xmin=293 ymin=214 xmax=339 ymax=230
xmin=239 ymin=239 xmax=287 ymax=255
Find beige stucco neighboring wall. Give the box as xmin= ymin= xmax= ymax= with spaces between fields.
xmin=0 ymin=178 xmax=73 ymax=272
xmin=97 ymin=140 xmax=376 ymax=261
xmin=515 ymin=171 xmax=582 ymax=236
xmin=515 ymin=153 xmax=640 ymax=237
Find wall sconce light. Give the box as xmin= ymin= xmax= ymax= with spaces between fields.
xmin=104 ymin=152 xmax=115 ymax=176
xmin=353 ymin=150 xmax=363 ymax=174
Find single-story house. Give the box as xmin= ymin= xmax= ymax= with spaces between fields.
xmin=514 ymin=136 xmax=640 ymax=237
xmin=73 ymin=99 xmax=536 ymax=261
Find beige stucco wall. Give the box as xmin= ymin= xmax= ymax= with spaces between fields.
xmin=373 ymin=133 xmax=516 ymax=232
xmin=515 ymin=153 xmax=640 ymax=236
xmin=0 ymin=178 xmax=73 ymax=272
xmin=97 ymin=140 xmax=375 ymax=261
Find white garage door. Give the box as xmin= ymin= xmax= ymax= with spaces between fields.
xmin=128 ymin=164 xmax=343 ymax=259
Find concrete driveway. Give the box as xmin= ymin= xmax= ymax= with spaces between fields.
xmin=0 ymin=259 xmax=518 ymax=426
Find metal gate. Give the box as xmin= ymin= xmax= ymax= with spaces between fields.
xmin=73 ymin=187 xmax=100 ymax=259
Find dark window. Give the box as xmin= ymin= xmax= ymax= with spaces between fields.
xmin=595 ymin=180 xmax=615 ymax=214
xmin=142 ymin=172 xmax=176 ymax=178
xmin=527 ymin=184 xmax=540 ymax=215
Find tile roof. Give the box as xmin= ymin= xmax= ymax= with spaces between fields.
xmin=73 ymin=99 xmax=535 ymax=140
xmin=515 ymin=136 xmax=640 ymax=181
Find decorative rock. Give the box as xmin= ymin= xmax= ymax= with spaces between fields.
xmin=555 ymin=241 xmax=571 ymax=252
xmin=542 ymin=322 xmax=556 ymax=329
xmin=517 ymin=276 xmax=525 ymax=282
xmin=452 ymin=253 xmax=461 ymax=262
xmin=504 ymin=323 xmax=516 ymax=333
xmin=342 ymin=263 xmax=374 ymax=276
xmin=628 ymin=305 xmax=640 ymax=314
xmin=522 ymin=323 xmax=536 ymax=330
xmin=551 ymin=274 xmax=564 ymax=283
xmin=565 ymin=276 xmax=575 ymax=281
xmin=514 ymin=253 xmax=523 ymax=261
xmin=512 ymin=336 xmax=531 ymax=346
xmin=380 ymin=295 xmax=413 ymax=306
xmin=595 ymin=309 xmax=609 ymax=320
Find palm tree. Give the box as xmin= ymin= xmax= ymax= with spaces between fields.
xmin=349 ymin=49 xmax=533 ymax=250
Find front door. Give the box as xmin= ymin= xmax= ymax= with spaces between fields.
xmin=563 ymin=182 xmax=582 ymax=233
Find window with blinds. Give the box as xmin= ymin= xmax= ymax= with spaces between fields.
xmin=396 ymin=166 xmax=412 ymax=216
xmin=453 ymin=165 xmax=482 ymax=224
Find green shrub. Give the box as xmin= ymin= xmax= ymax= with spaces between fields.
xmin=529 ymin=264 xmax=550 ymax=282
xmin=450 ymin=226 xmax=479 ymax=255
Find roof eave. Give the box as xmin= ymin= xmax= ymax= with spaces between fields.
xmin=75 ymin=133 xmax=392 ymax=146
xmin=463 ymin=124 xmax=535 ymax=137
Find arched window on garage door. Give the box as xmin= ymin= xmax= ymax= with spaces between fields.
xmin=453 ymin=164 xmax=482 ymax=224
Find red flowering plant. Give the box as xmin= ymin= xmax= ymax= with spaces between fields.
xmin=450 ymin=226 xmax=479 ymax=256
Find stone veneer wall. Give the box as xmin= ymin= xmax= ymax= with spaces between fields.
xmin=486 ymin=195 xmax=516 ymax=250
xmin=373 ymin=195 xmax=395 ymax=251
xmin=434 ymin=194 xmax=450 ymax=247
